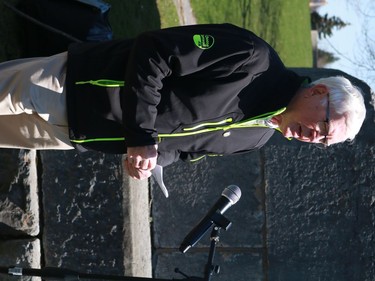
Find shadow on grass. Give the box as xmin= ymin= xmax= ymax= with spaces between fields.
xmin=108 ymin=0 xmax=161 ymax=38
xmin=1 ymin=0 xmax=161 ymax=59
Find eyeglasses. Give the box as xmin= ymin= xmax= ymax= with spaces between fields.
xmin=315 ymin=94 xmax=330 ymax=148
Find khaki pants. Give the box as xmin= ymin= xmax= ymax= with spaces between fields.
xmin=0 ymin=52 xmax=73 ymax=149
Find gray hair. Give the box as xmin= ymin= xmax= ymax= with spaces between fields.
xmin=310 ymin=76 xmax=366 ymax=142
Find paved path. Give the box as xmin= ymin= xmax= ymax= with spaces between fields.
xmin=173 ymin=0 xmax=197 ymax=25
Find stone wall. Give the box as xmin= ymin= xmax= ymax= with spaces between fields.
xmin=0 ymin=150 xmax=152 ymax=280
xmin=0 ymin=150 xmax=39 ymax=281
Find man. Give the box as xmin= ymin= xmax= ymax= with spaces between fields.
xmin=0 ymin=24 xmax=366 ymax=180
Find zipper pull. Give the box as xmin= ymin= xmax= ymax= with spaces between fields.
xmin=75 ymin=79 xmax=125 ymax=87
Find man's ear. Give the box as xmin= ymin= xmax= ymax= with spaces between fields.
xmin=310 ymin=84 xmax=329 ymax=96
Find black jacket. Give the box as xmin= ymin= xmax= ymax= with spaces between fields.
xmin=66 ymin=24 xmax=306 ymax=166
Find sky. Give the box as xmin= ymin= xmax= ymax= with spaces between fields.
xmin=317 ymin=0 xmax=375 ymax=90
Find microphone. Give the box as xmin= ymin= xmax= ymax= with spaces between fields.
xmin=179 ymin=185 xmax=241 ymax=253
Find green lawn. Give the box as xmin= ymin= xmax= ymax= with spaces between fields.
xmin=190 ymin=0 xmax=313 ymax=67
xmin=1 ymin=0 xmax=312 ymax=67
xmin=106 ymin=0 xmax=179 ymax=38
xmin=0 ymin=0 xmax=179 ymax=61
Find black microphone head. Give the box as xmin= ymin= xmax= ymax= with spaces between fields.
xmin=222 ymin=185 xmax=241 ymax=205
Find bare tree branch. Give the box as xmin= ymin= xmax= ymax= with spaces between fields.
xmin=346 ymin=0 xmax=375 ymax=18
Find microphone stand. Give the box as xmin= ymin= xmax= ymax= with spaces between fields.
xmin=204 ymin=226 xmax=220 ymax=281
xmin=176 ymin=211 xmax=232 ymax=281
xmin=0 ymin=266 xmax=197 ymax=281
xmin=203 ymin=212 xmax=231 ymax=281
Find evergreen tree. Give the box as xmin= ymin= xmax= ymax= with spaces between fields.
xmin=311 ymin=12 xmax=349 ymax=39
xmin=317 ymin=48 xmax=339 ymax=67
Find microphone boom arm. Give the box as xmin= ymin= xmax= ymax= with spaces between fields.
xmin=179 ymin=185 xmax=241 ymax=253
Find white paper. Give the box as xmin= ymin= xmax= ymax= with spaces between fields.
xmin=151 ymin=164 xmax=169 ymax=198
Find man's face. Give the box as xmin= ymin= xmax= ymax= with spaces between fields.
xmin=273 ymin=84 xmax=348 ymax=146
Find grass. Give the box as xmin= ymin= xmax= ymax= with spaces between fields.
xmin=106 ymin=0 xmax=162 ymax=39
xmin=190 ymin=0 xmax=313 ymax=67
xmin=0 ymin=0 xmax=311 ymax=67
xmin=156 ymin=0 xmax=180 ymax=28
xmin=0 ymin=0 xmax=179 ymax=62
xmin=106 ymin=0 xmax=179 ymax=38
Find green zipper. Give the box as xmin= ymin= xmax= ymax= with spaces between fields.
xmin=75 ymin=79 xmax=125 ymax=87
xmin=71 ymin=137 xmax=125 ymax=144
xmin=183 ymin=118 xmax=233 ymax=131
xmin=158 ymin=107 xmax=286 ymax=139
xmin=189 ymin=154 xmax=223 ymax=162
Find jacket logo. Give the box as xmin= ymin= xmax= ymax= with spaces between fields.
xmin=193 ymin=34 xmax=215 ymax=49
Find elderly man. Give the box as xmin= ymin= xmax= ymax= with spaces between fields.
xmin=0 ymin=24 xmax=366 ymax=180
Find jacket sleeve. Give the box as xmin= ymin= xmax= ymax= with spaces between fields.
xmin=122 ymin=24 xmax=268 ymax=147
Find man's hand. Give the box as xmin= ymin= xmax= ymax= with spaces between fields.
xmin=124 ymin=144 xmax=158 ymax=180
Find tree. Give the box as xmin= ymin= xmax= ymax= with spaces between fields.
xmin=328 ymin=0 xmax=375 ymax=85
xmin=317 ymin=48 xmax=339 ymax=67
xmin=311 ymin=12 xmax=349 ymax=39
